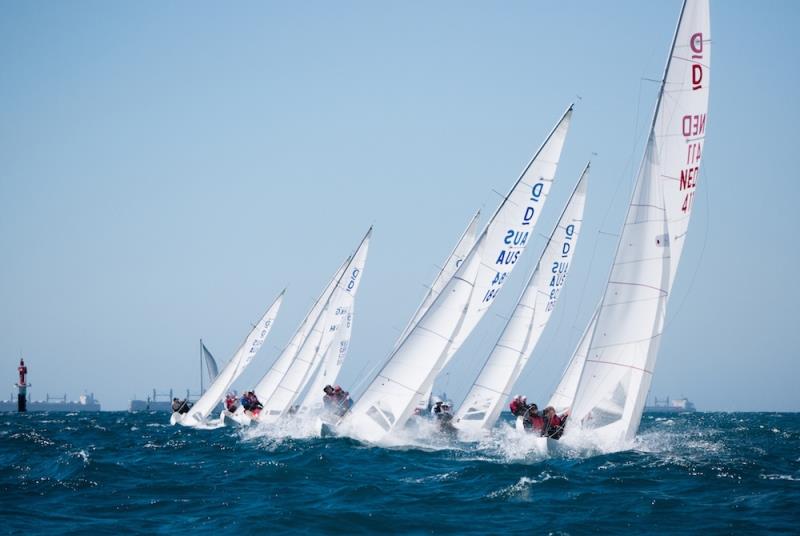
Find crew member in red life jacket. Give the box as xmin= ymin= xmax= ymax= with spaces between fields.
xmin=542 ymin=406 xmax=570 ymax=439
xmin=18 ymin=359 xmax=27 ymax=386
xmin=323 ymin=385 xmax=337 ymax=412
xmin=509 ymin=395 xmax=527 ymax=417
xmin=242 ymin=391 xmax=263 ymax=415
xmin=225 ymin=393 xmax=238 ymax=412
xmin=523 ymin=403 xmax=545 ymax=433
xmin=333 ymin=385 xmax=353 ymax=414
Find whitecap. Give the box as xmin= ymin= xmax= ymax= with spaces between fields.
xmin=760 ymin=474 xmax=800 ymax=482
xmin=487 ymin=473 xmax=567 ymax=501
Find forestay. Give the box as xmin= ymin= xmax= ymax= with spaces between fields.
xmin=259 ymin=228 xmax=371 ymax=422
xmin=177 ymin=290 xmax=284 ymax=426
xmin=345 ymin=107 xmax=572 ymax=443
xmin=455 ymin=164 xmax=588 ymax=432
xmin=252 ymin=257 xmax=349 ymax=404
xmin=567 ymin=0 xmax=710 ymax=442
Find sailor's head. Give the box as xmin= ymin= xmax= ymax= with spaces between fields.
xmin=334 ymin=385 xmax=343 ymax=393
xmin=544 ymin=406 xmax=555 ymax=417
xmin=521 ymin=396 xmax=528 ymax=404
xmin=529 ymin=403 xmax=538 ymax=413
xmin=514 ymin=394 xmax=522 ymax=401
xmin=173 ymin=398 xmax=179 ymax=402
xmin=323 ymin=385 xmax=334 ymax=395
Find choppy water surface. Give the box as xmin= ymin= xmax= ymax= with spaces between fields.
xmin=1 ymin=412 xmax=798 ymax=534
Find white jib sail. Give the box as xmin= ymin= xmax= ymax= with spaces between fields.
xmin=345 ymin=107 xmax=572 ymax=443
xmin=252 ymin=257 xmax=349 ymax=404
xmin=297 ymin=306 xmax=354 ymax=413
xmin=259 ymin=228 xmax=371 ymax=422
xmin=179 ymin=290 xmax=284 ymax=426
xmin=404 ymin=210 xmax=482 ymax=412
xmin=546 ymin=306 xmax=598 ymax=413
xmin=455 ymin=163 xmax=589 ymax=432
xmin=568 ymin=0 xmax=710 ymax=443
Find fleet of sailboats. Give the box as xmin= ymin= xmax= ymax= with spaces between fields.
xmin=171 ymin=290 xmax=284 ymax=427
xmin=169 ymin=0 xmax=710 ymax=454
xmin=342 ymin=106 xmax=572 ymax=443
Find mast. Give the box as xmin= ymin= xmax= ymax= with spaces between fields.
xmin=200 ymin=338 xmax=204 ymax=395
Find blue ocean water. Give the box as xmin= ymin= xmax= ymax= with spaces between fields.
xmin=1 ymin=411 xmax=798 ymax=534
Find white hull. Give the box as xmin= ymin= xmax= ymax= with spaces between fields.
xmin=221 ymin=408 xmax=254 ymax=427
xmin=171 ymin=411 xmax=225 ymax=429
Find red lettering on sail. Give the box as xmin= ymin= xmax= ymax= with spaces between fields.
xmin=682 ymin=114 xmax=706 ymax=137
xmin=690 ymin=32 xmax=704 ymax=90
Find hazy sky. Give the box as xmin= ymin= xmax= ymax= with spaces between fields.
xmin=1 ymin=1 xmax=798 ymax=411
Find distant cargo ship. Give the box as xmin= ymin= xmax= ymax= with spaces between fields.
xmin=0 ymin=392 xmax=101 ymax=412
xmin=645 ymin=396 xmax=696 ymax=414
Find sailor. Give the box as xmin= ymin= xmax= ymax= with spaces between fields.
xmin=542 ymin=406 xmax=569 ymax=439
xmin=242 ymin=391 xmax=262 ymax=414
xmin=323 ymin=384 xmax=352 ymax=416
xmin=323 ymin=385 xmax=336 ymax=411
xmin=433 ymin=400 xmax=456 ymax=433
xmin=224 ymin=393 xmax=238 ymax=412
xmin=334 ymin=386 xmax=353 ymax=414
xmin=509 ymin=395 xmax=528 ymax=417
xmin=522 ymin=403 xmax=544 ymax=433
xmin=172 ymin=397 xmax=191 ymax=414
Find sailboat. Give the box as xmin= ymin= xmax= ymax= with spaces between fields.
xmin=237 ymin=228 xmax=371 ymax=426
xmin=343 ymin=106 xmax=573 ymax=443
xmin=270 ymin=228 xmax=371 ymax=420
xmin=171 ymin=289 xmax=285 ymax=428
xmin=551 ymin=0 xmax=710 ymax=446
xmin=454 ymin=163 xmax=589 ymax=434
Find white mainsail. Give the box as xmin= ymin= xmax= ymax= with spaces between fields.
xmin=567 ymin=0 xmax=710 ymax=442
xmin=455 ymin=164 xmax=589 ymax=432
xmin=345 ymin=107 xmax=572 ymax=443
xmin=174 ymin=290 xmax=284 ymax=426
xmin=252 ymin=257 xmax=349 ymax=404
xmin=259 ymin=228 xmax=371 ymax=422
